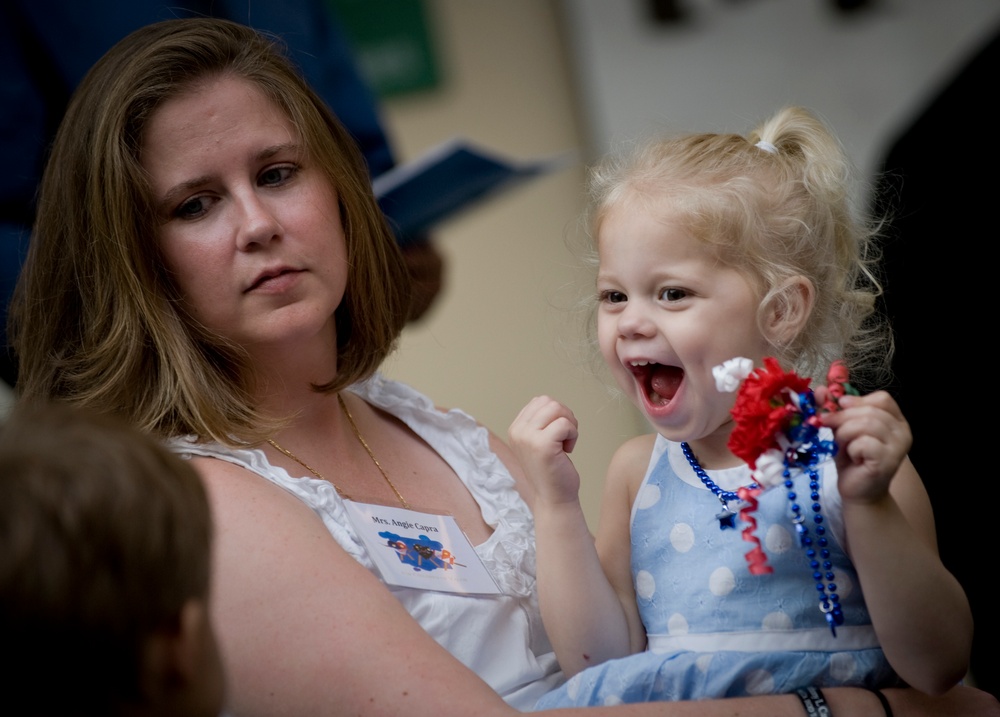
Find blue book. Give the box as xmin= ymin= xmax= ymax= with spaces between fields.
xmin=372 ymin=138 xmax=574 ymax=246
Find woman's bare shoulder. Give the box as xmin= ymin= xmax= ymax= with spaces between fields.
xmin=188 ymin=454 xmax=513 ymax=715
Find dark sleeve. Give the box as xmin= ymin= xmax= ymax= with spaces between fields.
xmin=872 ymin=24 xmax=1000 ymax=699
xmin=219 ymin=0 xmax=397 ymax=179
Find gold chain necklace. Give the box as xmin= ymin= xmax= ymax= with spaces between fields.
xmin=266 ymin=394 xmax=410 ymax=509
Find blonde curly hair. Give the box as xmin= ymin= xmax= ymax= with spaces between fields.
xmin=584 ymin=106 xmax=891 ymax=389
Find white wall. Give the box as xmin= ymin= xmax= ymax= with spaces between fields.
xmin=561 ymin=0 xmax=1000 ymax=180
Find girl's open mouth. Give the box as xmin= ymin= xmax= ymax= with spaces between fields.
xmin=629 ymin=361 xmax=683 ymax=406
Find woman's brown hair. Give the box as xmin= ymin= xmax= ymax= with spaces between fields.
xmin=10 ymin=18 xmax=410 ymax=444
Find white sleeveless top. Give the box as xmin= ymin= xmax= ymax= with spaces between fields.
xmin=168 ymin=374 xmax=563 ymax=710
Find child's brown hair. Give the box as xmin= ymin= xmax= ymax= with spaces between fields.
xmin=0 ymin=400 xmax=214 ymax=714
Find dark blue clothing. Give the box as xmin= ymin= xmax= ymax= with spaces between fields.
xmin=874 ymin=26 xmax=1000 ymax=696
xmin=0 ymin=1 xmax=396 ymax=383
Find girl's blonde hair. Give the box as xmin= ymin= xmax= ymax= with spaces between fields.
xmin=588 ymin=106 xmax=891 ymax=388
xmin=10 ymin=18 xmax=410 ymax=444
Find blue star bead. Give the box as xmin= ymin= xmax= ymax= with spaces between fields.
xmin=716 ymin=506 xmax=738 ymax=530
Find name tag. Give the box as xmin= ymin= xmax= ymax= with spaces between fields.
xmin=344 ymin=500 xmax=501 ymax=595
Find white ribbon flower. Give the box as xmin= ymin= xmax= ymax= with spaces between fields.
xmin=713 ymin=357 xmax=754 ymax=393
xmin=751 ymin=449 xmax=787 ymax=489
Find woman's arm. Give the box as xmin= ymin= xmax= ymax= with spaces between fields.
xmin=822 ymin=392 xmax=973 ymax=694
xmin=198 ymin=456 xmax=513 ymax=717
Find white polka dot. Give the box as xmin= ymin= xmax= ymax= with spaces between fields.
xmin=602 ymin=695 xmax=625 ymax=706
xmin=762 ymin=611 xmax=793 ymax=630
xmin=635 ymin=570 xmax=656 ymax=600
xmin=667 ymin=612 xmax=690 ymax=635
xmin=745 ymin=669 xmax=775 ymax=695
xmin=830 ymin=652 xmax=858 ymax=682
xmin=695 ymin=654 xmax=713 ymax=673
xmin=764 ymin=523 xmax=793 ymax=553
xmin=832 ymin=569 xmax=854 ymax=599
xmin=709 ymin=566 xmax=736 ymax=596
xmin=636 ymin=483 xmax=661 ymax=510
xmin=669 ymin=522 xmax=695 ymax=552
xmin=564 ymin=674 xmax=580 ymax=700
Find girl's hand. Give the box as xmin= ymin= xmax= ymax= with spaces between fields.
xmin=816 ymin=389 xmax=912 ymax=504
xmin=507 ymin=396 xmax=581 ymax=506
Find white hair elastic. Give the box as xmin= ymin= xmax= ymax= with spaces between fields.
xmin=754 ymin=140 xmax=778 ymax=154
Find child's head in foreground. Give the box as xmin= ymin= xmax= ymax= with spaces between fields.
xmin=0 ymin=401 xmax=224 ymax=716
xmin=588 ymin=106 xmax=891 ymax=441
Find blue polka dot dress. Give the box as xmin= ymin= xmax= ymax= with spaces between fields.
xmin=535 ymin=435 xmax=897 ymax=709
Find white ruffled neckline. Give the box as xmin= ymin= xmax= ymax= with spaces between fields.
xmin=169 ymin=373 xmax=537 ymax=598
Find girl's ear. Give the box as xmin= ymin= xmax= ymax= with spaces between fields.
xmin=763 ymin=276 xmax=815 ymax=345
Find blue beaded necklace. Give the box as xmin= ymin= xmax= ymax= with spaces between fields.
xmin=680 ymin=441 xmax=758 ymax=529
xmin=681 ymin=425 xmax=845 ymax=636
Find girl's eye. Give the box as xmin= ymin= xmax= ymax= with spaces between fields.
xmin=599 ymin=290 xmax=627 ymax=304
xmin=174 ymin=196 xmax=209 ymax=220
xmin=660 ymin=288 xmax=687 ymax=302
xmin=259 ymin=165 xmax=297 ymax=186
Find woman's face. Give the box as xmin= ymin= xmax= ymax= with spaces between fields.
xmin=142 ymin=74 xmax=348 ymax=355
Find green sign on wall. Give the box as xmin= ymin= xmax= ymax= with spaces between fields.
xmin=327 ymin=0 xmax=441 ymax=98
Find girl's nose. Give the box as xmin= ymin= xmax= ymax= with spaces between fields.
xmin=617 ymin=301 xmax=656 ymax=338
xmin=235 ymin=193 xmax=282 ymax=250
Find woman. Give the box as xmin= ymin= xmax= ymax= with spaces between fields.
xmin=10 ymin=18 xmax=995 ymax=717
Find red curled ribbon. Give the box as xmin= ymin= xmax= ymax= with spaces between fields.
xmin=823 ymin=359 xmax=858 ymax=413
xmin=737 ymin=486 xmax=773 ymax=575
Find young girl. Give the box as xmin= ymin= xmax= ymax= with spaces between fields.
xmin=508 ymin=106 xmax=972 ymax=708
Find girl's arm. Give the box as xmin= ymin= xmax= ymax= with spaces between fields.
xmin=507 ymin=396 xmax=635 ymax=675
xmin=595 ymin=434 xmax=660 ymax=654
xmin=821 ymin=391 xmax=973 ymax=695
xmin=196 ymin=454 xmax=997 ymax=717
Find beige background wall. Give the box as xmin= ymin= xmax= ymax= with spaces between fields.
xmin=378 ymin=0 xmax=647 ymax=530
xmin=369 ymin=0 xmax=1000 ymax=532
